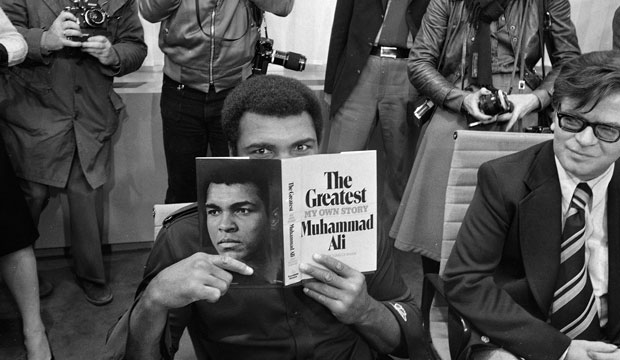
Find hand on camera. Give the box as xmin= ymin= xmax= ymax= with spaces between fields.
xmin=496 ymin=93 xmax=540 ymax=131
xmin=42 ymin=11 xmax=82 ymax=52
xmin=143 ymin=252 xmax=253 ymax=312
xmin=82 ymin=36 xmax=120 ymax=67
xmin=462 ymin=87 xmax=495 ymax=125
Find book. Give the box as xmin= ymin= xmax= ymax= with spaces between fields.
xmin=196 ymin=151 xmax=377 ymax=287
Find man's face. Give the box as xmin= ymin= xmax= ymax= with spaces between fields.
xmin=553 ymin=93 xmax=620 ymax=181
xmin=206 ymin=183 xmax=269 ymax=261
xmin=235 ymin=111 xmax=318 ymax=159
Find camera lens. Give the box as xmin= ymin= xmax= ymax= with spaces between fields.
xmin=272 ymin=51 xmax=306 ymax=72
xmin=84 ymin=9 xmax=106 ymax=27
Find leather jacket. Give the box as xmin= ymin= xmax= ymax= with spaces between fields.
xmin=139 ymin=0 xmax=293 ymax=93
xmin=408 ymin=0 xmax=580 ymax=113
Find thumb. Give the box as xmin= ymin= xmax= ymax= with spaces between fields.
xmin=587 ymin=342 xmax=618 ymax=353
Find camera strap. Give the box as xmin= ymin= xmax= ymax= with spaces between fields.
xmin=507 ymin=0 xmax=530 ymax=95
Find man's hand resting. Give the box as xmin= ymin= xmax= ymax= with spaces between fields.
xmin=566 ymin=340 xmax=619 ymax=360
xmin=143 ymin=252 xmax=254 ymax=311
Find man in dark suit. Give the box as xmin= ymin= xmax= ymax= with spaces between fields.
xmin=323 ymin=0 xmax=428 ymax=233
xmin=444 ymin=50 xmax=620 ymax=360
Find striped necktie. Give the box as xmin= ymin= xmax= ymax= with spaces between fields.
xmin=550 ymin=182 xmax=602 ymax=340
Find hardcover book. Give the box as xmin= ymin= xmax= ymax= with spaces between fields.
xmin=196 ymin=151 xmax=377 ymax=287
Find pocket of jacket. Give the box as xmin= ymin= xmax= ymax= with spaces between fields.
xmin=97 ymin=90 xmax=126 ymax=142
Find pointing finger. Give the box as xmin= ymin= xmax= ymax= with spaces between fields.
xmin=211 ymin=255 xmax=253 ymax=276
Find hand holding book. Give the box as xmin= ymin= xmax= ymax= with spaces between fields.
xmin=300 ymin=253 xmax=371 ymax=325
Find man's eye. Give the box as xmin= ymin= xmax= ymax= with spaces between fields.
xmin=207 ymin=209 xmax=220 ymax=216
xmin=295 ymin=144 xmax=311 ymax=152
xmin=249 ymin=148 xmax=274 ymax=159
xmin=236 ymin=208 xmax=251 ymax=215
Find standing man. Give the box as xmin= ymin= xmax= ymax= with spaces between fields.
xmin=0 ymin=0 xmax=147 ymax=305
xmin=323 ymin=0 xmax=429 ymax=234
xmin=444 ymin=51 xmax=620 ymax=360
xmin=139 ymin=0 xmax=294 ymax=204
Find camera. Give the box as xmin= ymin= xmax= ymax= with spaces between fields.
xmin=64 ymin=0 xmax=108 ymax=41
xmin=479 ymin=89 xmax=512 ymax=116
xmin=467 ymin=89 xmax=513 ymax=128
xmin=252 ymin=37 xmax=307 ymax=75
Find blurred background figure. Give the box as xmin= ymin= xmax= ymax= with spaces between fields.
xmin=391 ymin=0 xmax=581 ymax=275
xmin=138 ymin=0 xmax=294 ymax=204
xmin=323 ymin=0 xmax=429 ymax=237
xmin=0 ymin=0 xmax=146 ymax=306
xmin=0 ymin=7 xmax=52 ymax=359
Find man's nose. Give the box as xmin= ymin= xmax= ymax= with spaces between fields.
xmin=218 ymin=213 xmax=237 ymax=232
xmin=575 ymin=125 xmax=598 ymax=145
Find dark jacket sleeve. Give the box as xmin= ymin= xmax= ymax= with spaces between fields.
xmin=533 ymin=0 xmax=580 ymax=108
xmin=408 ymin=0 xmax=467 ymax=113
xmin=103 ymin=217 xmax=197 ymax=360
xmin=101 ymin=0 xmax=147 ymax=77
xmin=324 ymin=0 xmax=354 ymax=95
xmin=443 ymin=162 xmax=571 ymax=360
xmin=367 ymin=235 xmax=434 ymax=359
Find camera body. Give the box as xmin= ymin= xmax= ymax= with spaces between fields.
xmin=252 ymin=37 xmax=307 ymax=75
xmin=479 ymin=89 xmax=512 ymax=116
xmin=64 ymin=0 xmax=108 ymax=41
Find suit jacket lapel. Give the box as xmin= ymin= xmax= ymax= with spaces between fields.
xmin=606 ymin=163 xmax=620 ymax=342
xmin=520 ymin=141 xmax=563 ymax=315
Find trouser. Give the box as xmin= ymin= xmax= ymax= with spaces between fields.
xmin=161 ymin=74 xmax=231 ymax=204
xmin=326 ymin=55 xmax=416 ymax=234
xmin=19 ymin=154 xmax=105 ymax=284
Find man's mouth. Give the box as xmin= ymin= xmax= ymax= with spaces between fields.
xmin=218 ymin=239 xmax=242 ymax=245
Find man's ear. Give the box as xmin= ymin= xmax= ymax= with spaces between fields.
xmin=550 ymin=112 xmax=557 ymax=131
xmin=270 ymin=207 xmax=280 ymax=229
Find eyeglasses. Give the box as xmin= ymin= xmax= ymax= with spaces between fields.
xmin=556 ymin=112 xmax=620 ymax=143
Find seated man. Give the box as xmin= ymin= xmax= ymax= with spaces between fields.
xmin=444 ymin=50 xmax=620 ymax=360
xmin=104 ymin=75 xmax=432 ymax=360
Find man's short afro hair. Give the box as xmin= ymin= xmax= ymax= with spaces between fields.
xmin=221 ymin=75 xmax=323 ymax=153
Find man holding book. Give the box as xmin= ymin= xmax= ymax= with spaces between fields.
xmin=104 ymin=75 xmax=432 ymax=360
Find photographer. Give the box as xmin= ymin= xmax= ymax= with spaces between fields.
xmin=0 ymin=0 xmax=147 ymax=305
xmin=138 ymin=0 xmax=294 ymax=204
xmin=391 ymin=0 xmax=581 ymax=277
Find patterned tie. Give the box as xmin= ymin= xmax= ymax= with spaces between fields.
xmin=550 ymin=183 xmax=602 ymax=340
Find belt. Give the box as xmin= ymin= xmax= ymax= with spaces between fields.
xmin=369 ymin=45 xmax=409 ymax=59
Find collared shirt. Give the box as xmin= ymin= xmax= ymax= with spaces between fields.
xmin=554 ymin=157 xmax=613 ymax=327
xmin=105 ymin=207 xmax=428 ymax=360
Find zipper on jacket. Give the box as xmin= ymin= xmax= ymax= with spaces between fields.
xmin=210 ymin=9 xmax=216 ymax=87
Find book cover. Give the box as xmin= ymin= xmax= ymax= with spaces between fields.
xmin=196 ymin=151 xmax=377 ymax=287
